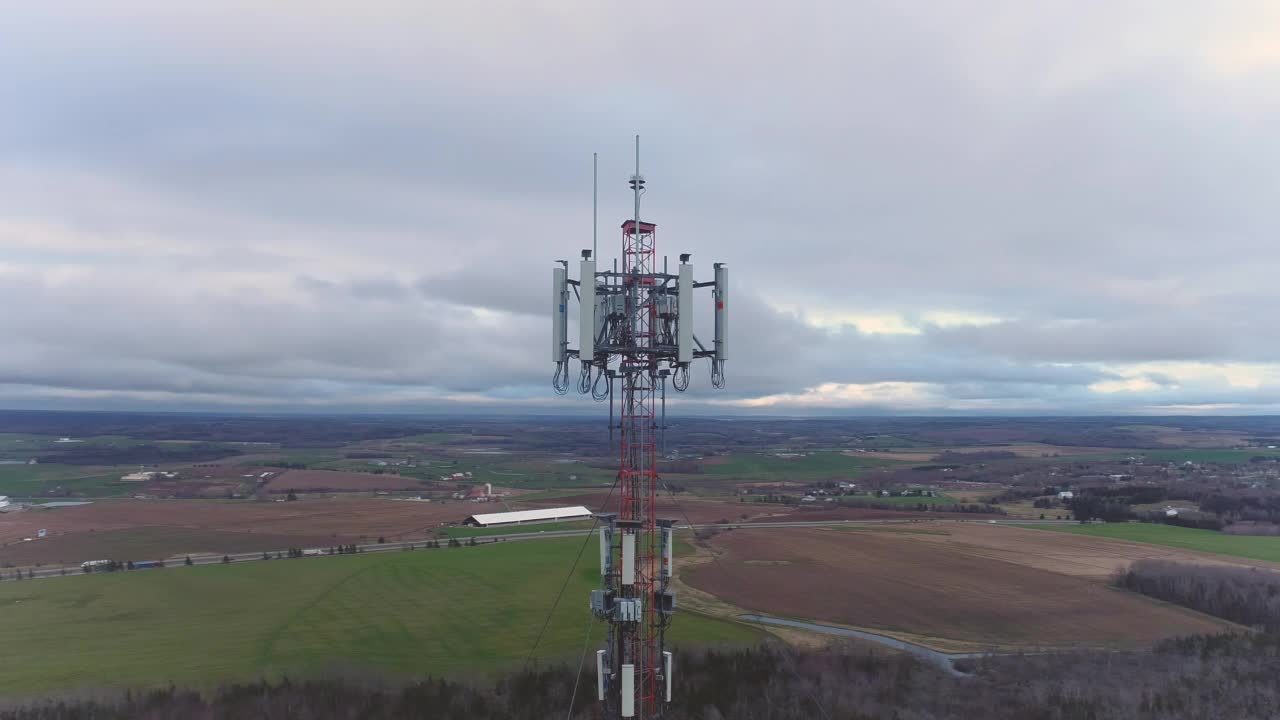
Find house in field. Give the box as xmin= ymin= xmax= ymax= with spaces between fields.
xmin=462 ymin=506 xmax=592 ymax=528
xmin=1057 ymin=490 xmax=1074 ymax=500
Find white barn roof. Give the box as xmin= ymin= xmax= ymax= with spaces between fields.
xmin=465 ymin=505 xmax=592 ymax=527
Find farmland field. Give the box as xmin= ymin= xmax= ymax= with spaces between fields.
xmin=844 ymin=493 xmax=958 ymax=506
xmin=0 ymin=497 xmax=482 ymax=561
xmin=700 ymin=451 xmax=899 ymax=480
xmin=0 ymin=526 xmax=346 ymax=567
xmin=518 ymin=491 xmax=781 ymax=524
xmin=0 ymin=464 xmax=123 ymax=498
xmin=683 ymin=524 xmax=1238 ymax=650
xmin=1020 ymin=523 xmax=1280 ymax=564
xmin=266 ymin=469 xmax=431 ymax=493
xmin=0 ymin=539 xmax=759 ymax=695
xmin=1046 ymin=448 xmax=1280 ymax=464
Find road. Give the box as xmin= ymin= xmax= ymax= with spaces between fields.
xmin=6 ymin=517 xmax=1078 ymax=582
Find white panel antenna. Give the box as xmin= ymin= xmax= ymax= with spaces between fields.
xmin=677 ymin=261 xmax=693 ymax=363
xmin=552 ymin=265 xmax=567 ymax=363
xmin=579 ymin=256 xmax=597 ymax=366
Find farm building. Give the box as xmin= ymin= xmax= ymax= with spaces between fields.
xmin=462 ymin=505 xmax=592 ymax=527
xmin=121 ymin=471 xmax=178 ymax=482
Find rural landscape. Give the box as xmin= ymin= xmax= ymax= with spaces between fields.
xmin=3 ymin=411 xmax=1280 ymax=717
xmin=8 ymin=2 xmax=1280 ymax=718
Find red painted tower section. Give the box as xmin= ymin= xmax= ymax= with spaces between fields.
xmin=618 ymin=218 xmax=660 ymax=717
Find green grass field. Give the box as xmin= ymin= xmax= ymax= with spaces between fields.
xmin=1021 ymin=523 xmax=1280 ymax=564
xmin=0 ymin=464 xmax=124 ymax=498
xmin=0 ymin=539 xmax=759 ymax=695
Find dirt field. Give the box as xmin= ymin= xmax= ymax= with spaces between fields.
xmin=912 ymin=523 xmax=1280 ymax=579
xmin=141 ymin=480 xmax=242 ymax=498
xmin=0 ymin=527 xmax=344 ymax=565
xmin=0 ymin=497 xmax=476 ymax=565
xmin=683 ymin=523 xmax=1240 ymax=650
xmin=265 ymin=469 xmax=430 ymax=493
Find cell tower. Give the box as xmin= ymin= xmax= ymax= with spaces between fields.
xmin=551 ymin=137 xmax=727 ymax=719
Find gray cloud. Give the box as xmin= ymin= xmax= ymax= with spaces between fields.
xmin=2 ymin=1 xmax=1280 ymax=413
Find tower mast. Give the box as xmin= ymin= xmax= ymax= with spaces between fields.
xmin=552 ymin=137 xmax=728 ymax=719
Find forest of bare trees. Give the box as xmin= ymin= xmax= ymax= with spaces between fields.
xmin=4 ymin=635 xmax=1280 ymax=720
xmin=1114 ymin=559 xmax=1280 ymax=632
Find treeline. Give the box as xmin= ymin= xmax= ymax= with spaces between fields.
xmin=1058 ymin=485 xmax=1280 ymax=534
xmin=1066 ymin=495 xmax=1229 ymax=530
xmin=1225 ymin=522 xmax=1280 ymax=536
xmin=836 ymin=498 xmax=1006 ymax=515
xmin=1201 ymin=493 xmax=1280 ymax=524
xmin=1114 ymin=559 xmax=1280 ymax=632
xmin=5 ymin=638 xmax=1280 ymax=719
xmin=748 ymin=494 xmax=1005 ymax=515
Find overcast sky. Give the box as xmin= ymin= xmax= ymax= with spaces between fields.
xmin=3 ymin=1 xmax=1280 ymax=415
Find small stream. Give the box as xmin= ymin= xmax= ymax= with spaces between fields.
xmin=738 ymin=614 xmax=988 ymax=676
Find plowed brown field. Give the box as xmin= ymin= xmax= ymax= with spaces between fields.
xmin=0 ymin=497 xmax=475 ymax=564
xmin=684 ymin=524 xmax=1241 ymax=649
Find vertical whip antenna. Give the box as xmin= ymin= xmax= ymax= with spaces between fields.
xmin=594 ymin=152 xmax=599 ymax=262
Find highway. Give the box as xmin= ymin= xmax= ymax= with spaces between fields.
xmin=6 ymin=517 xmax=1079 ymax=582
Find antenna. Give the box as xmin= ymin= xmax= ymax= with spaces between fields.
xmin=593 ymin=152 xmax=599 ymax=261
xmin=551 ymin=138 xmax=728 ymax=720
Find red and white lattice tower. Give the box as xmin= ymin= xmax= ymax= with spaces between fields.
xmin=551 ymin=137 xmax=727 ymax=719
